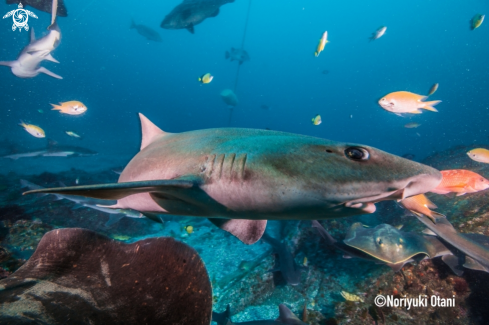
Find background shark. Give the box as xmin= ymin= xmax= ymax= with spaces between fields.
xmin=161 ymin=0 xmax=235 ymax=34
xmin=2 ymin=142 xmax=97 ymax=159
xmin=130 ymin=20 xmax=162 ymax=42
xmin=0 ymin=21 xmax=61 ymax=78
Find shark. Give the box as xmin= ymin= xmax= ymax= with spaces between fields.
xmin=23 ymin=113 xmax=442 ymax=244
xmin=212 ymin=304 xmax=307 ymax=325
xmin=130 ymin=20 xmax=162 ymax=42
xmin=2 ymin=143 xmax=97 ymax=159
xmin=0 ymin=0 xmax=61 ymax=80
xmin=161 ymin=0 xmax=234 ymax=34
xmin=312 ymin=221 xmax=450 ymax=272
xmin=416 ymin=213 xmax=489 ymax=275
xmin=6 ymin=0 xmax=68 ymax=17
xmin=261 ymin=231 xmax=305 ymax=286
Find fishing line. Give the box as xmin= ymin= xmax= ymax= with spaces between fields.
xmin=228 ymin=0 xmax=252 ymax=126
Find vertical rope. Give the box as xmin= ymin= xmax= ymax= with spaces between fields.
xmin=228 ymin=0 xmax=252 ymax=126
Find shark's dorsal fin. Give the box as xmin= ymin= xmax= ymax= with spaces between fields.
xmin=276 ymin=304 xmax=302 ymax=324
xmin=139 ymin=113 xmax=169 ymax=150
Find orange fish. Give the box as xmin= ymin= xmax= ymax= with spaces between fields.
xmin=51 ymin=101 xmax=87 ymax=115
xmin=378 ymin=91 xmax=441 ymax=115
xmin=430 ymin=169 xmax=489 ymax=196
xmin=399 ymin=194 xmax=445 ymax=222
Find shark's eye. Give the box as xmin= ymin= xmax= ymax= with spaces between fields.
xmin=377 ymin=238 xmax=383 ymax=245
xmin=345 ymin=147 xmax=369 ymax=161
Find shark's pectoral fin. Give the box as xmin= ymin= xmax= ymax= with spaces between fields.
xmin=0 ymin=61 xmax=13 ymax=67
xmin=45 ymin=54 xmax=59 ymax=63
xmin=442 ymin=254 xmax=464 ymax=276
xmin=105 ymin=214 xmax=125 ymax=227
xmin=141 ymin=212 xmax=164 ymax=223
xmin=23 ymin=179 xmax=195 ymax=200
xmin=37 ymin=67 xmax=62 ymax=79
xmin=386 ymin=261 xmax=407 ymax=272
xmin=208 ymin=218 xmax=267 ymax=245
xmin=463 ymin=256 xmax=488 ymax=272
xmin=187 ymin=24 xmax=195 ymax=34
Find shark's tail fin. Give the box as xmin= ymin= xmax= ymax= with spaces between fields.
xmin=130 ymin=20 xmax=136 ymax=29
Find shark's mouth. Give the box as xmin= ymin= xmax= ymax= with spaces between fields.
xmin=343 ymin=188 xmax=405 ymax=214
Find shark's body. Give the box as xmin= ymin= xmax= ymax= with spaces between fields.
xmin=3 ymin=144 xmax=97 ymax=159
xmin=0 ymin=23 xmax=61 ymax=79
xmin=313 ymin=221 xmax=449 ymax=272
xmin=161 ymin=0 xmax=234 ymax=34
xmin=24 ymin=113 xmax=441 ymax=244
xmin=416 ymin=214 xmax=489 ymax=275
xmin=261 ymin=232 xmax=304 ymax=286
xmin=130 ymin=20 xmax=162 ymax=42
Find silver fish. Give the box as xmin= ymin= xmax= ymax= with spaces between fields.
xmin=24 ymin=113 xmax=442 ymax=244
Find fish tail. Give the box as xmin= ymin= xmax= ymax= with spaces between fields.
xmin=50 ymin=103 xmax=61 ymax=110
xmin=18 ymin=120 xmax=25 ymax=127
xmin=422 ymin=100 xmax=441 ymax=112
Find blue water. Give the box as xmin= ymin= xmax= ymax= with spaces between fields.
xmin=1 ymin=0 xmax=488 ymax=173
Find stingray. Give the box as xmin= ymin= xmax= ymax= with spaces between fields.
xmin=161 ymin=0 xmax=234 ymax=34
xmin=312 ymin=221 xmax=449 ymax=272
xmin=6 ymin=0 xmax=67 ymax=17
xmin=0 ymin=228 xmax=212 ymax=324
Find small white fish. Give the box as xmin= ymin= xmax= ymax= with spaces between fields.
xmin=65 ymin=131 xmax=81 ymax=138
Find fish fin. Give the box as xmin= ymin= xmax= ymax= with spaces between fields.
xmin=442 ymin=255 xmax=464 ymax=276
xmin=187 ymin=24 xmax=195 ymax=34
xmin=45 ymin=53 xmax=59 ymax=63
xmin=105 ymin=214 xmax=125 ymax=227
xmin=395 ymin=224 xmax=404 ymax=230
xmin=409 ymin=110 xmax=423 ymax=114
xmin=422 ymin=228 xmax=437 ymax=236
xmin=0 ymin=61 xmax=13 ymax=67
xmin=30 ymin=28 xmax=35 ymax=42
xmin=208 ymin=218 xmax=267 ymax=245
xmin=37 ymin=67 xmax=62 ymax=79
xmin=23 ymin=179 xmax=195 ymax=200
xmin=209 ymin=8 xmax=220 ymax=17
xmin=422 ymin=100 xmax=441 ymax=112
xmin=386 ymin=262 xmax=406 ymax=272
xmin=456 ymin=192 xmax=466 ymax=196
xmin=139 ymin=113 xmax=170 ymax=150
xmin=276 ymin=304 xmax=302 ymax=323
xmin=311 ymin=220 xmax=337 ymax=245
xmin=394 ymin=113 xmax=405 ymax=117
xmin=463 ymin=256 xmax=488 ymax=272
xmin=50 ymin=103 xmax=61 ymax=110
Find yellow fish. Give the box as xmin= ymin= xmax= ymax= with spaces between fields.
xmin=65 ymin=131 xmax=81 ymax=138
xmin=19 ymin=121 xmax=45 ymax=138
xmin=303 ymin=256 xmax=308 ymax=267
xmin=314 ymin=31 xmax=328 ymax=57
xmin=311 ymin=114 xmax=322 ymax=125
xmin=51 ymin=101 xmax=87 ymax=115
xmin=471 ymin=14 xmax=485 ymax=30
xmin=467 ymin=148 xmax=489 ymax=164
xmin=184 ymin=225 xmax=194 ymax=234
xmin=404 ymin=122 xmax=421 ymax=128
xmin=427 ymin=83 xmax=439 ymax=96
xmin=198 ymin=73 xmax=213 ymax=84
xmin=378 ymin=91 xmax=441 ymax=115
xmin=341 ymin=291 xmax=364 ymax=302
